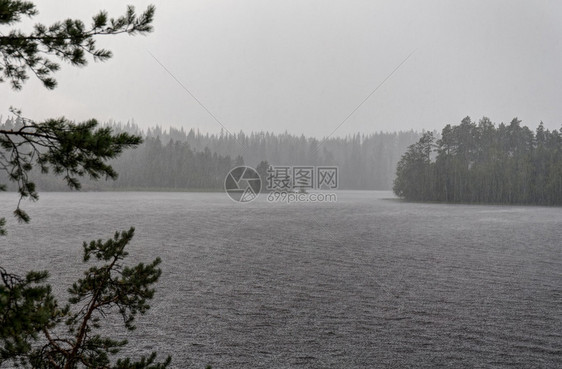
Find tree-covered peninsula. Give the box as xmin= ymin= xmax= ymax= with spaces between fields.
xmin=393 ymin=117 xmax=562 ymax=205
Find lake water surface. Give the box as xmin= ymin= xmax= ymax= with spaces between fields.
xmin=1 ymin=191 xmax=561 ymax=368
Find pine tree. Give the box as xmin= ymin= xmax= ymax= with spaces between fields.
xmin=393 ymin=117 xmax=562 ymax=205
xmin=1 ymin=2 xmax=171 ymax=367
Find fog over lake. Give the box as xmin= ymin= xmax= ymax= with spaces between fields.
xmin=2 ymin=1 xmax=562 ymax=367
xmin=2 ymin=191 xmax=560 ymax=368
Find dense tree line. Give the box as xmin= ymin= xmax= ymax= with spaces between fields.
xmin=0 ymin=117 xmax=421 ymax=191
xmin=394 ymin=117 xmax=562 ymax=205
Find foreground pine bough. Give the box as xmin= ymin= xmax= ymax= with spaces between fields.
xmin=0 ymin=115 xmax=142 ymax=232
xmin=393 ymin=117 xmax=562 ymax=205
xmin=0 ymin=2 xmax=175 ymax=367
xmin=0 ymin=228 xmax=171 ymax=368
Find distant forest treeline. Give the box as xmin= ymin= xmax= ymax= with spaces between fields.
xmin=393 ymin=117 xmax=562 ymax=205
xmin=0 ymin=117 xmax=421 ymax=191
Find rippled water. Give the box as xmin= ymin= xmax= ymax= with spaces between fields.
xmin=1 ymin=191 xmax=561 ymax=368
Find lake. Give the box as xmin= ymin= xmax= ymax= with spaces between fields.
xmin=1 ymin=191 xmax=561 ymax=368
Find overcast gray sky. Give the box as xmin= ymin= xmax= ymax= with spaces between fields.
xmin=1 ymin=0 xmax=561 ymax=137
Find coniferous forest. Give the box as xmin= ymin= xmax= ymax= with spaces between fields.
xmin=393 ymin=117 xmax=562 ymax=205
xmin=4 ymin=115 xmax=560 ymax=203
xmin=0 ymin=116 xmax=420 ymax=191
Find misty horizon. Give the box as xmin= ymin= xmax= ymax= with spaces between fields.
xmin=1 ymin=0 xmax=560 ymax=137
